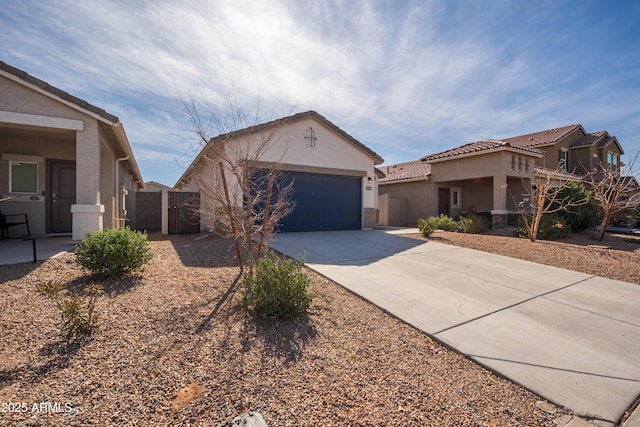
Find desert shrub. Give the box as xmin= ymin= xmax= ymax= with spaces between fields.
xmin=515 ymin=214 xmax=570 ymax=241
xmin=457 ymin=214 xmax=488 ymax=234
xmin=552 ymin=182 xmax=600 ymax=232
xmin=243 ymin=250 xmax=312 ymax=319
xmin=37 ymin=281 xmax=103 ymax=341
xmin=418 ymin=214 xmax=457 ymax=236
xmin=432 ymin=214 xmax=458 ymax=231
xmin=417 ymin=218 xmax=436 ymax=237
xmin=75 ymin=227 xmax=152 ymax=277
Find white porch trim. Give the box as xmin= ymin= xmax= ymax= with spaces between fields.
xmin=0 ymin=110 xmax=83 ymax=131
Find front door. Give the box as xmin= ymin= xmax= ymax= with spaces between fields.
xmin=438 ymin=187 xmax=450 ymax=216
xmin=49 ymin=160 xmax=76 ymax=233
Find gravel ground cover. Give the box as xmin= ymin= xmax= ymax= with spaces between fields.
xmin=1 ymin=231 xmax=619 ymax=426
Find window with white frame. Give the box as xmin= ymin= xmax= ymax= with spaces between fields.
xmin=559 ymin=149 xmax=568 ymax=171
xmin=10 ymin=161 xmax=38 ymax=193
xmin=451 ymin=187 xmax=462 ymax=209
xmin=607 ymin=152 xmax=619 ymax=170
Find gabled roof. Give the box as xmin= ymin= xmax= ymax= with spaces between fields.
xmin=571 ymin=131 xmax=607 ymax=148
xmin=0 ymin=60 xmax=119 ymax=123
xmin=0 ymin=60 xmax=144 ymax=185
xmin=570 ymin=130 xmax=624 ymax=154
xmin=421 ymin=140 xmax=543 ymax=162
xmin=379 ymin=160 xmax=431 ymax=183
xmin=503 ymin=124 xmax=584 ymax=148
xmin=176 ymin=110 xmax=383 ymax=186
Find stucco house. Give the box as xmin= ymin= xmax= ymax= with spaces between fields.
xmin=0 ymin=61 xmax=144 ymax=240
xmin=379 ymin=124 xmax=625 ymax=227
xmin=175 ymin=110 xmax=384 ymax=232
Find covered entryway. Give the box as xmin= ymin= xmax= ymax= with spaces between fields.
xmin=280 ymin=171 xmax=361 ymax=232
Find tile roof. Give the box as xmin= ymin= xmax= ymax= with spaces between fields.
xmin=571 ymin=131 xmax=606 ymax=148
xmin=420 ymin=140 xmax=543 ymax=162
xmin=0 ymin=60 xmax=119 ymax=123
xmin=533 ymin=166 xmax=583 ymax=181
xmin=502 ymin=124 xmax=583 ymax=148
xmin=379 ymin=160 xmax=431 ymax=183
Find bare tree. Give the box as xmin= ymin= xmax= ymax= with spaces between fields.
xmin=178 ymin=90 xmax=296 ymax=270
xmin=588 ymin=154 xmax=640 ymax=241
xmin=511 ymin=167 xmax=590 ymax=242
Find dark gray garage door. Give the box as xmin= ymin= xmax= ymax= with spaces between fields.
xmin=281 ymin=172 xmax=362 ymax=232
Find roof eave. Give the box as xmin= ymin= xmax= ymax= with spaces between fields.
xmin=422 ymin=146 xmax=543 ymax=163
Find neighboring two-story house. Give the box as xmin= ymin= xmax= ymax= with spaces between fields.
xmin=378 ymin=124 xmax=625 ymax=228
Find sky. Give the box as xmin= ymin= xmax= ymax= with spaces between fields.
xmin=1 ymin=0 xmax=640 ymax=186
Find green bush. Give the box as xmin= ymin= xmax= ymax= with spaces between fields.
xmin=37 ymin=281 xmax=102 ymax=341
xmin=417 ymin=214 xmax=457 ymax=237
xmin=553 ymin=182 xmax=600 ymax=232
xmin=515 ymin=214 xmax=570 ymax=241
xmin=432 ymin=214 xmax=458 ymax=231
xmin=417 ymin=218 xmax=436 ymax=237
xmin=243 ymin=250 xmax=312 ymax=319
xmin=75 ymin=227 xmax=152 ymax=277
xmin=457 ymin=214 xmax=488 ymax=234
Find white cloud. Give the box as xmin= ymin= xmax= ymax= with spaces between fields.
xmin=2 ymin=0 xmax=640 ymax=180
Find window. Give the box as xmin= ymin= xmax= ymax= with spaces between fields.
xmin=607 ymin=152 xmax=618 ymax=170
xmin=559 ymin=149 xmax=568 ymax=171
xmin=511 ymin=155 xmax=515 ymax=170
xmin=592 ymin=154 xmax=599 ymax=171
xmin=10 ymin=161 xmax=38 ymax=193
xmin=451 ymin=188 xmax=462 ymax=209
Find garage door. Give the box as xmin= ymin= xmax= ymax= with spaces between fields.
xmin=280 ymin=172 xmax=362 ymax=232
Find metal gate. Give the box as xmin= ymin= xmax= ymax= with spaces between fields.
xmin=168 ymin=192 xmax=200 ymax=234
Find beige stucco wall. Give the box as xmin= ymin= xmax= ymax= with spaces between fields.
xmin=379 ymin=180 xmax=429 ymax=225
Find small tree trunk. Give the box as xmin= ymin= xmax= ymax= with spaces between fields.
xmin=219 ymin=162 xmax=244 ymax=271
xmin=256 ymin=166 xmax=276 ymax=260
xmin=596 ymin=208 xmax=612 ymax=241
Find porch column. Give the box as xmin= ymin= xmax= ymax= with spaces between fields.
xmin=71 ymin=121 xmax=104 ymax=240
xmin=491 ymin=175 xmax=509 ymax=228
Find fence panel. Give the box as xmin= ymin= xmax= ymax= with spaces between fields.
xmin=168 ymin=192 xmax=200 ymax=234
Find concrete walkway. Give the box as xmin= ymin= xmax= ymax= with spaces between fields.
xmin=0 ymin=235 xmax=75 ymax=265
xmin=268 ymin=229 xmax=640 ymax=426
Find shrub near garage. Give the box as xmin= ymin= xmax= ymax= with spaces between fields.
xmin=75 ymin=227 xmax=152 ymax=277
xmin=243 ymin=250 xmax=312 ymax=319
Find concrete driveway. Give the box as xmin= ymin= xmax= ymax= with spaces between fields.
xmin=268 ymin=229 xmax=640 ymax=426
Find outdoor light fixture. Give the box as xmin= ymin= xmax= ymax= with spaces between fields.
xmin=367 ymin=176 xmax=373 ymax=183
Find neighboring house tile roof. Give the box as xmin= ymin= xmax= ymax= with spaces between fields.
xmin=379 ymin=160 xmax=431 ymax=183
xmin=571 ymin=131 xmax=606 ymax=148
xmin=420 ymin=140 xmax=543 ymax=162
xmin=502 ymin=124 xmax=583 ymax=148
xmin=533 ymin=166 xmax=583 ymax=181
xmin=0 ymin=60 xmax=119 ymax=123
